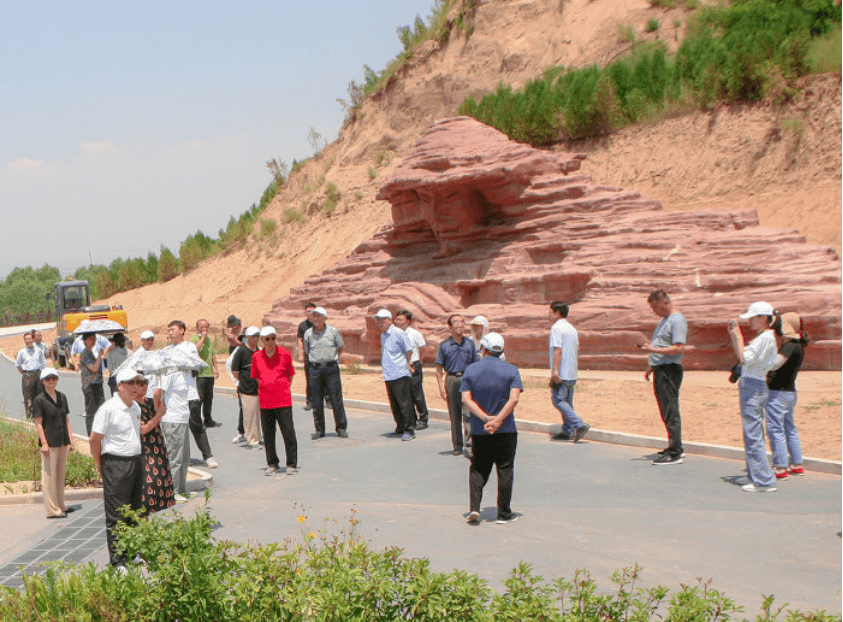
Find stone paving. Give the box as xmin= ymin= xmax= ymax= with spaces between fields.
xmin=0 ymin=503 xmax=104 ymax=589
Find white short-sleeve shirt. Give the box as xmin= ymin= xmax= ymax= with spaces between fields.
xmin=550 ymin=318 xmax=578 ymax=381
xmin=404 ymin=327 xmax=426 ymax=364
xmin=91 ymin=396 xmax=142 ymax=457
xmin=742 ymin=329 xmax=778 ymax=381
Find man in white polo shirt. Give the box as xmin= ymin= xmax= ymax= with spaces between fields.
xmin=548 ymin=301 xmax=590 ymax=443
xmin=374 ymin=308 xmax=416 ymax=441
xmin=89 ymin=368 xmax=145 ymax=570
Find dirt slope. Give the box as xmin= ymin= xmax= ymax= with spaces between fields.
xmin=99 ymin=0 xmax=840 ymax=347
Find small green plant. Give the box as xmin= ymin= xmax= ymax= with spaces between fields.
xmin=618 ymin=23 xmax=637 ymax=45
xmin=803 ymin=397 xmax=839 ymax=412
xmin=367 ymin=166 xmax=377 ymax=180
xmin=259 ymin=217 xmax=278 ymax=238
xmin=344 ymin=361 xmax=365 ymax=375
xmin=807 ymin=23 xmax=842 ymax=73
xmin=323 ymin=182 xmax=340 ymax=215
xmin=373 ymin=149 xmax=391 ymax=167
xmin=281 ymin=207 xmax=306 ymax=224
xmin=646 ymin=18 xmax=660 ymax=33
xmin=673 ymin=18 xmax=682 ymax=41
xmin=353 ymin=191 xmax=363 ymax=200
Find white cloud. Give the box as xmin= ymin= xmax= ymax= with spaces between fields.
xmin=81 ymin=141 xmax=116 ymax=152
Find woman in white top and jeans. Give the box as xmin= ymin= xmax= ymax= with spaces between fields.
xmin=728 ymin=301 xmax=779 ymax=492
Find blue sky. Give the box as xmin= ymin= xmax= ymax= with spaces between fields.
xmin=0 ymin=0 xmax=436 ymax=280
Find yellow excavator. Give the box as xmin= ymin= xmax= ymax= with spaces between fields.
xmin=48 ymin=280 xmax=128 ymax=368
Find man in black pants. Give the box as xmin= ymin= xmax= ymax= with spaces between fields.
xmin=89 ymin=368 xmax=145 ymax=571
xmin=297 ymin=302 xmax=316 ymax=410
xmin=435 ymin=314 xmax=478 ymax=457
xmin=394 ymin=310 xmax=430 ymax=430
xmin=641 ymin=290 xmax=688 ymax=465
xmin=302 ymin=307 xmax=348 ymax=440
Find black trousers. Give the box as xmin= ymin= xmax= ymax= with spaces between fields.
xmin=309 ymin=362 xmax=348 ymax=435
xmin=83 ymin=383 xmax=105 ymax=436
xmin=409 ymin=361 xmax=429 ymax=424
xmin=21 ymin=371 xmax=40 ymax=418
xmin=237 ymin=393 xmax=245 ymax=435
xmin=196 ymin=377 xmax=215 ymax=425
xmin=188 ymin=399 xmax=213 ymax=460
xmin=385 ymin=376 xmax=416 ymax=434
xmin=653 ymin=363 xmax=684 ymax=457
xmin=303 ymin=361 xmax=313 ymax=407
xmin=101 ymin=453 xmax=143 ymax=566
xmin=261 ymin=406 xmax=297 ymax=468
xmin=470 ymin=432 xmax=517 ymax=520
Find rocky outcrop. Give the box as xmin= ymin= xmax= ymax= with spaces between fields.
xmin=265 ymin=117 xmax=841 ymax=370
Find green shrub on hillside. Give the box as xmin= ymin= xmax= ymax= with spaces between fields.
xmin=458 ymin=0 xmax=842 ymax=145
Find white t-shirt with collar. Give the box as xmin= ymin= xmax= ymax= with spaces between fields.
xmin=91 ymin=396 xmax=142 ymax=457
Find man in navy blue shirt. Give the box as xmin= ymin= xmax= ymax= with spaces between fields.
xmin=460 ymin=333 xmax=522 ymax=525
xmin=435 ymin=314 xmax=478 ymax=457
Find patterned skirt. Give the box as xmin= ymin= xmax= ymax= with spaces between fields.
xmin=140 ymin=404 xmax=175 ymax=513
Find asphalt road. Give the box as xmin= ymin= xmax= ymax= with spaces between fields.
xmin=0 ymin=356 xmax=840 ymax=614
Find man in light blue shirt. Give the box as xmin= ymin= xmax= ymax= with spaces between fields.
xmin=548 ymin=301 xmax=590 ymax=443
xmin=16 ymin=332 xmax=47 ymax=417
xmin=374 ymin=308 xmax=416 ymax=441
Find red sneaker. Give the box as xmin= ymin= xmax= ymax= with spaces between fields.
xmin=788 ymin=465 xmax=805 ymax=476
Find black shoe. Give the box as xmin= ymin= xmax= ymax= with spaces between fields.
xmin=337 ymin=430 xmax=349 ymax=438
xmin=416 ymin=422 xmax=429 ymax=430
xmin=652 ymin=453 xmax=683 ymax=465
xmin=550 ymin=431 xmax=572 ymax=441
xmin=311 ymin=433 xmax=325 ymax=440
xmin=573 ymin=424 xmax=590 ymax=443
xmin=47 ymin=512 xmax=67 ymax=519
xmin=658 ymin=448 xmax=686 ymax=458
xmin=303 ymin=402 xmax=312 ymax=411
xmin=64 ymin=505 xmax=81 ymax=513
xmin=496 ymin=514 xmax=519 ymax=525
xmin=204 ymin=421 xmax=222 ymax=428
xmin=386 ymin=431 xmax=402 ymax=438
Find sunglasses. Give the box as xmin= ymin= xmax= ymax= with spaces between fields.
xmin=121 ymin=379 xmax=144 ymax=386
xmin=262 ymin=335 xmax=276 ymax=340
xmin=43 ymin=376 xmax=58 ymax=381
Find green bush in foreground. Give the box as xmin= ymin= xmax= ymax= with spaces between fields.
xmin=0 ymin=497 xmax=838 ymax=621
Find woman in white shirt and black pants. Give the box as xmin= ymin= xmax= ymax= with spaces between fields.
xmin=728 ymin=301 xmax=779 ymax=493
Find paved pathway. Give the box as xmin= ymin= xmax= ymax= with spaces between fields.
xmin=0 ymin=357 xmax=839 ymax=613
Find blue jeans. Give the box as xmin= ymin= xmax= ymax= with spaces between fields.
xmin=766 ymin=389 xmax=802 ymax=468
xmin=739 ymin=377 xmax=775 ymax=486
xmin=551 ymin=380 xmax=584 ymax=435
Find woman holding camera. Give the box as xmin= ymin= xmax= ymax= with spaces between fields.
xmin=728 ymin=301 xmax=779 ymax=492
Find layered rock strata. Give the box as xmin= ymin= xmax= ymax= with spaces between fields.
xmin=265 ymin=117 xmax=841 ymax=370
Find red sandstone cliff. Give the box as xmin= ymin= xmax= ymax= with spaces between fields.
xmin=263 ymin=117 xmax=841 ymax=371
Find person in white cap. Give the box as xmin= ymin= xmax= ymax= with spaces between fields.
xmin=231 ymin=326 xmax=263 ymax=449
xmin=251 ymin=325 xmax=298 ymax=475
xmin=728 ymin=301 xmax=780 ymax=492
xmin=32 ymin=368 xmax=80 ymax=519
xmin=640 ymin=290 xmax=687 ymax=465
xmin=302 ymin=307 xmax=349 ymax=439
xmin=460 ymin=332 xmax=523 ymax=525
xmin=374 ymin=308 xmax=416 ymax=441
xmin=89 ymin=367 xmax=146 ymax=569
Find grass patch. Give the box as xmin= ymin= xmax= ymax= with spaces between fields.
xmin=344 ymin=361 xmax=365 ymax=375
xmin=807 ymin=23 xmax=842 ymax=72
xmin=803 ymin=397 xmax=839 ymax=413
xmin=281 ymin=207 xmax=306 ymax=224
xmin=0 ymin=418 xmax=98 ymax=487
xmin=367 ymin=166 xmax=377 ymax=180
xmin=323 ymin=182 xmax=340 ymax=215
xmin=646 ymin=18 xmax=661 ymax=33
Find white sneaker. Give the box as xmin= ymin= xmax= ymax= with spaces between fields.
xmin=232 ymin=434 xmax=246 ymax=444
xmin=249 ymin=443 xmax=264 ymax=451
xmin=174 ymin=494 xmax=189 ymax=504
xmin=286 ymin=466 xmax=297 ymax=475
xmin=265 ymin=466 xmax=279 ymax=476
xmin=205 ymin=457 xmax=218 ymax=469
xmin=466 ymin=511 xmax=480 ymax=524
xmin=741 ymin=483 xmax=777 ymax=493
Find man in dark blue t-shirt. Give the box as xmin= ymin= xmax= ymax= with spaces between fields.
xmin=460 ymin=332 xmax=522 ymax=525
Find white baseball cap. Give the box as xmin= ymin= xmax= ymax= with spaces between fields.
xmin=312 ymin=307 xmax=327 ymax=317
xmin=480 ymin=332 xmax=505 ymax=353
xmin=40 ymin=368 xmax=59 ymax=381
xmin=116 ymin=368 xmax=143 ymax=384
xmin=373 ymin=308 xmax=392 ymax=319
xmin=140 ymin=330 xmax=155 ymax=340
xmin=260 ymin=326 xmax=277 ymax=337
xmin=739 ymin=301 xmax=775 ymax=319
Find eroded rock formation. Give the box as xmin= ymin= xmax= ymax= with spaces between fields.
xmin=265 ymin=117 xmax=841 ymax=370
